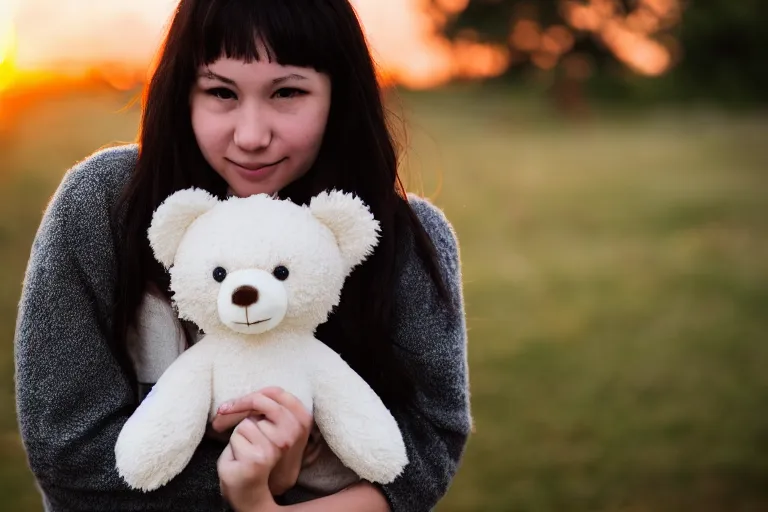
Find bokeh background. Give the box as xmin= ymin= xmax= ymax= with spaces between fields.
xmin=2 ymin=0 xmax=767 ymax=510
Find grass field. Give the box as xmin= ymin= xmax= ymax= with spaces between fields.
xmin=1 ymin=85 xmax=767 ymax=511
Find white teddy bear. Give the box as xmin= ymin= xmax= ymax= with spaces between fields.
xmin=115 ymin=188 xmax=408 ymax=493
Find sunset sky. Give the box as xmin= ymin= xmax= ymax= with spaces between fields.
xmin=0 ymin=0 xmax=679 ymax=93
xmin=11 ymin=0 xmax=176 ymax=68
xmin=0 ymin=0 xmax=507 ymax=90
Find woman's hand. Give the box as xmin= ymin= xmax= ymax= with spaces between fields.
xmin=213 ymin=387 xmax=314 ymax=496
xmin=217 ymin=415 xmax=280 ymax=512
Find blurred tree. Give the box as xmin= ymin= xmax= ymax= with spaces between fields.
xmin=432 ymin=0 xmax=768 ymax=106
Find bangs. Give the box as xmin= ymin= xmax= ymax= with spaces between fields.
xmin=193 ymin=0 xmax=336 ymax=72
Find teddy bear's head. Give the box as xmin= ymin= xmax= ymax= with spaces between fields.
xmin=147 ymin=189 xmax=380 ymax=337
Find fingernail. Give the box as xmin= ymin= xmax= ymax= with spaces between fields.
xmin=219 ymin=402 xmax=231 ymax=412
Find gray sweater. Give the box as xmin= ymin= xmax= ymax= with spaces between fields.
xmin=14 ymin=144 xmax=471 ymax=512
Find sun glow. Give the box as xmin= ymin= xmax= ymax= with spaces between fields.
xmin=0 ymin=0 xmax=682 ymax=103
xmin=0 ymin=0 xmax=507 ymax=96
xmin=560 ymin=0 xmax=681 ymax=76
xmin=0 ymin=6 xmax=17 ymax=92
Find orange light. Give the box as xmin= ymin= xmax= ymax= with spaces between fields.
xmin=510 ymin=19 xmax=542 ymax=53
xmin=353 ymin=0 xmax=508 ymax=89
xmin=626 ymin=9 xmax=661 ymax=34
xmin=560 ymin=0 xmax=678 ymax=77
xmin=601 ymin=18 xmax=671 ymax=76
xmin=531 ymin=52 xmax=558 ymax=70
xmin=561 ymin=1 xmax=603 ymax=31
xmin=433 ymin=0 xmax=471 ymax=15
xmin=544 ymin=25 xmax=575 ymax=54
xmin=0 ymin=8 xmax=17 ymax=92
xmin=453 ymin=39 xmax=510 ymax=78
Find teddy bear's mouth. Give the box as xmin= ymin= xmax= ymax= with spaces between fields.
xmin=233 ymin=318 xmax=271 ymax=326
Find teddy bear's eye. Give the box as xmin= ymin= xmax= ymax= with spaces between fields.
xmin=273 ymin=265 xmax=290 ymax=281
xmin=212 ymin=267 xmax=227 ymax=283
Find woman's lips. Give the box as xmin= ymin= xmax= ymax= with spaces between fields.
xmin=227 ymin=157 xmax=286 ymax=180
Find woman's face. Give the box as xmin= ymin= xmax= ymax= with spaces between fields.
xmin=190 ymin=46 xmax=332 ymax=198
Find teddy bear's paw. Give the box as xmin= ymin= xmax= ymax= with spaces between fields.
xmin=116 ymin=464 xmax=173 ymax=493
xmin=115 ymin=432 xmax=196 ymax=491
xmin=334 ymin=430 xmax=408 ymax=485
xmin=355 ymin=445 xmax=409 ymax=484
xmin=115 ymin=449 xmax=176 ymax=492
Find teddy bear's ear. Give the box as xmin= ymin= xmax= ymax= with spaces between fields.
xmin=147 ymin=188 xmax=219 ymax=269
xmin=309 ymin=190 xmax=381 ymax=273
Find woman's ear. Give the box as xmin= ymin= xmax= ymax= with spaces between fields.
xmin=308 ymin=190 xmax=381 ymax=274
xmin=148 ymin=188 xmax=219 ymax=269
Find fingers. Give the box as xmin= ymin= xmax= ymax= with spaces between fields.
xmin=218 ymin=392 xmax=283 ymax=419
xmin=206 ymin=423 xmax=234 ymax=443
xmin=258 ymin=387 xmax=313 ymax=430
xmin=219 ymin=442 xmax=234 ymax=463
xmin=229 ymin=418 xmax=278 ymax=466
xmin=254 ymin=416 xmax=302 ymax=453
xmin=230 ymin=402 xmax=303 ymax=456
xmin=211 ymin=410 xmax=251 ymax=433
xmin=218 ymin=388 xmax=312 ymax=429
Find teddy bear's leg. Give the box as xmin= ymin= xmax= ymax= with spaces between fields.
xmin=115 ymin=342 xmax=214 ymax=491
xmin=310 ymin=344 xmax=408 ymax=485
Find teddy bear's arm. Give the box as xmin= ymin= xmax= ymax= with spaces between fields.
xmin=115 ymin=339 xmax=215 ymax=492
xmin=309 ymin=343 xmax=408 ymax=485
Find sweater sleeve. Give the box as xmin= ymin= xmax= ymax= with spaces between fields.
xmin=378 ymin=196 xmax=472 ymax=512
xmin=14 ymin=146 xmax=227 ymax=511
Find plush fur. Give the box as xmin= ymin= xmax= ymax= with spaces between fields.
xmin=115 ymin=189 xmax=408 ymax=492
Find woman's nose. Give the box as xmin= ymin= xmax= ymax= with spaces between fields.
xmin=234 ymin=109 xmax=272 ymax=151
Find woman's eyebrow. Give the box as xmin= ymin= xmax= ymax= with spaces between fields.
xmin=272 ymin=73 xmax=308 ymax=85
xmin=198 ymin=70 xmax=308 ymax=86
xmin=199 ymin=70 xmax=236 ymax=85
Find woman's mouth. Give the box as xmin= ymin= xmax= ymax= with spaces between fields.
xmin=228 ymin=157 xmax=286 ymax=173
xmin=226 ymin=157 xmax=287 ymax=183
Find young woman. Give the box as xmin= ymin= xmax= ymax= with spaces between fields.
xmin=14 ymin=1 xmax=471 ymax=511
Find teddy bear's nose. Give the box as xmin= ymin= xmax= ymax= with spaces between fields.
xmin=232 ymin=286 xmax=259 ymax=307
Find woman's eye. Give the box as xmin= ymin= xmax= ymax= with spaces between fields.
xmin=206 ymin=87 xmax=237 ymax=100
xmin=273 ymin=87 xmax=306 ymax=99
